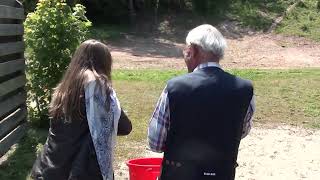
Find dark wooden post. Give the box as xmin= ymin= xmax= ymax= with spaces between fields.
xmin=0 ymin=0 xmax=27 ymax=157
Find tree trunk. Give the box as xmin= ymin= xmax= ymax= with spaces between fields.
xmin=171 ymin=0 xmax=185 ymax=9
xmin=154 ymin=0 xmax=160 ymax=29
xmin=180 ymin=0 xmax=186 ymax=9
xmin=128 ymin=0 xmax=136 ymax=25
xmin=35 ymin=96 xmax=42 ymax=117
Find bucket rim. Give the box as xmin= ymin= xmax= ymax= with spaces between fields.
xmin=126 ymin=157 xmax=163 ymax=168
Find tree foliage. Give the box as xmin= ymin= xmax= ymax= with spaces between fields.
xmin=81 ymin=0 xmax=129 ymax=23
xmin=22 ymin=0 xmax=38 ymax=13
xmin=24 ymin=0 xmax=91 ymax=127
xmin=22 ymin=0 xmax=300 ymax=21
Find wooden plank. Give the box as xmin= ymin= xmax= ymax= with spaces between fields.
xmin=0 ymin=107 xmax=26 ymax=138
xmin=0 ymin=5 xmax=24 ymax=20
xmin=0 ymin=59 xmax=25 ymax=77
xmin=0 ymin=0 xmax=16 ymax=7
xmin=0 ymin=24 xmax=23 ymax=36
xmin=0 ymin=75 xmax=26 ymax=97
xmin=0 ymin=41 xmax=24 ymax=57
xmin=0 ymin=122 xmax=27 ymax=156
xmin=0 ymin=0 xmax=16 ymax=6
xmin=0 ymin=92 xmax=26 ymax=118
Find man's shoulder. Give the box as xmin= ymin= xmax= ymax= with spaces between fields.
xmin=168 ymin=73 xmax=192 ymax=83
xmin=235 ymin=76 xmax=253 ymax=89
xmin=166 ymin=73 xmax=194 ymax=91
xmin=166 ymin=70 xmax=253 ymax=92
xmin=223 ymin=71 xmax=253 ymax=88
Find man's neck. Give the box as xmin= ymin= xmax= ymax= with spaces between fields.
xmin=199 ymin=56 xmax=219 ymax=62
xmin=193 ymin=62 xmax=221 ymax=72
xmin=199 ymin=53 xmax=219 ymax=63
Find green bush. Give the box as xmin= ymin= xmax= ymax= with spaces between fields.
xmin=24 ymin=0 xmax=91 ymax=127
xmin=22 ymin=0 xmax=80 ymax=13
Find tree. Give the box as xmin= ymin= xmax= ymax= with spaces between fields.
xmin=24 ymin=0 xmax=91 ymax=127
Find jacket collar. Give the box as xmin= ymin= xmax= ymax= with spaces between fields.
xmin=194 ymin=62 xmax=221 ymax=72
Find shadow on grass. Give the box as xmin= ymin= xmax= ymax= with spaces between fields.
xmin=89 ymin=25 xmax=130 ymax=42
xmin=0 ymin=128 xmax=48 ymax=180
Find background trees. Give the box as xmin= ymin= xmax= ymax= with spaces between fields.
xmin=22 ymin=0 xmax=238 ymax=23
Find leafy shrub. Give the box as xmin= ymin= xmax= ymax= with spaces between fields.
xmin=24 ymin=0 xmax=91 ymax=127
xmin=22 ymin=0 xmax=81 ymax=13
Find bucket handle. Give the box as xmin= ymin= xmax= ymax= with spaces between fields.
xmin=146 ymin=168 xmax=154 ymax=172
xmin=146 ymin=168 xmax=160 ymax=180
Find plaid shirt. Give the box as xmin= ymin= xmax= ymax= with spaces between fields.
xmin=148 ymin=62 xmax=255 ymax=152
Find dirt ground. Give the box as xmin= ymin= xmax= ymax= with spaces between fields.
xmin=116 ymin=126 xmax=320 ymax=180
xmin=235 ymin=126 xmax=320 ymax=180
xmin=108 ymin=33 xmax=320 ymax=70
xmin=110 ymin=30 xmax=320 ymax=179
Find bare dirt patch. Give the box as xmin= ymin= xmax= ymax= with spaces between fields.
xmin=115 ymin=126 xmax=320 ymax=180
xmin=107 ymin=33 xmax=320 ymax=70
xmin=236 ymin=126 xmax=320 ymax=180
xmin=225 ymin=34 xmax=320 ymax=69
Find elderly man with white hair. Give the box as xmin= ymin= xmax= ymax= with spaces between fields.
xmin=148 ymin=24 xmax=255 ymax=180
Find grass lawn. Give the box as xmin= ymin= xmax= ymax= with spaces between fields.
xmin=276 ymin=0 xmax=320 ymax=42
xmin=1 ymin=68 xmax=319 ymax=180
xmin=226 ymin=0 xmax=296 ymax=30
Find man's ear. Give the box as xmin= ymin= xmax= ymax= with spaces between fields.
xmin=190 ymin=45 xmax=199 ymax=58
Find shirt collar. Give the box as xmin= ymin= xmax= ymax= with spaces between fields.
xmin=193 ymin=62 xmax=221 ymax=72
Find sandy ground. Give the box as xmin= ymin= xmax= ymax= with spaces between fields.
xmin=115 ymin=126 xmax=320 ymax=180
xmin=108 ymin=33 xmax=320 ymax=70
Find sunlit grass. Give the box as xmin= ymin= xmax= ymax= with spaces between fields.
xmin=276 ymin=0 xmax=320 ymax=42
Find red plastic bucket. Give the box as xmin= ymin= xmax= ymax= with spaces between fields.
xmin=126 ymin=158 xmax=163 ymax=180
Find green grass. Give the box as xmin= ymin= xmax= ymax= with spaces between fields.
xmin=112 ymin=68 xmax=320 ymax=143
xmin=166 ymin=0 xmax=320 ymax=38
xmin=154 ymin=1 xmax=297 ymax=34
xmin=193 ymin=0 xmax=295 ymax=31
xmin=226 ymin=0 xmax=295 ymax=30
xmin=1 ymin=69 xmax=320 ymax=179
xmin=229 ymin=69 xmax=320 ymax=128
xmin=276 ymin=0 xmax=320 ymax=42
xmin=0 ymin=129 xmax=47 ymax=180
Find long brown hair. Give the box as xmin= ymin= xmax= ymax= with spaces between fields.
xmin=49 ymin=39 xmax=112 ymax=121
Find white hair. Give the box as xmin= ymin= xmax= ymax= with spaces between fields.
xmin=186 ymin=24 xmax=227 ymax=59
